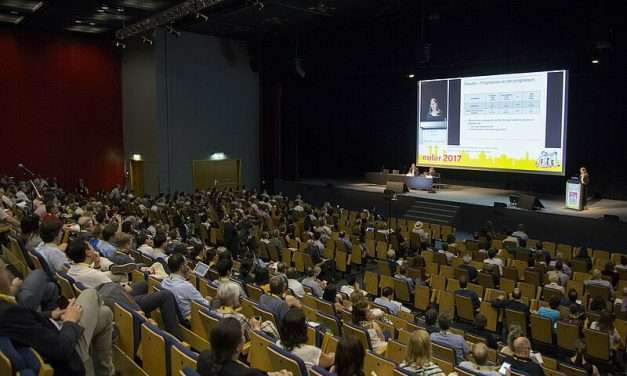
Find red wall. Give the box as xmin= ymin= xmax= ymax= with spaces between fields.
xmin=0 ymin=29 xmax=123 ymax=191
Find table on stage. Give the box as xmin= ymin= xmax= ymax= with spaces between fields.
xmin=365 ymin=172 xmax=433 ymax=190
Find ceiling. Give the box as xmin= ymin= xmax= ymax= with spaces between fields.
xmin=0 ymin=0 xmax=183 ymax=34
xmin=0 ymin=0 xmax=414 ymax=39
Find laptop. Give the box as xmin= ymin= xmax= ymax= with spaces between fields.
xmin=193 ymin=261 xmax=210 ymax=278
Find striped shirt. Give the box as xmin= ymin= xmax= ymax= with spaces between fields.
xmin=399 ymin=361 xmax=445 ymax=376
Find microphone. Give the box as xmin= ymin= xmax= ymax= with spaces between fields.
xmin=17 ymin=163 xmax=35 ymax=177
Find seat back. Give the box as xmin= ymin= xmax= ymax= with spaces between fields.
xmin=336 ymin=250 xmax=348 ymax=273
xmin=170 ymin=342 xmax=199 ymax=376
xmin=364 ymin=271 xmax=379 ymax=296
xmin=431 ymin=342 xmax=456 ymax=373
xmin=583 ymin=328 xmax=610 ymax=361
xmin=252 ymin=304 xmax=278 ymax=329
xmin=505 ymin=309 xmax=528 ymax=336
xmin=267 ymin=344 xmax=308 ymax=376
xmin=586 ymin=284 xmax=610 ymax=301
xmin=386 ymin=340 xmax=408 ymax=363
xmin=141 ymin=322 xmax=178 ymax=376
xmin=414 ymin=285 xmax=430 ymax=311
xmin=542 ymin=287 xmax=564 ymax=302
xmin=477 ymin=272 xmax=495 ymax=289
xmin=556 ymin=321 xmax=579 ymax=352
xmin=342 ymin=322 xmax=372 ymax=351
xmin=198 ymin=308 xmax=221 ymax=341
xmin=377 ymin=260 xmax=393 ymax=276
xmin=438 ymin=290 xmax=455 ymax=316
xmin=114 ymin=302 xmax=146 ymax=358
xmin=245 ymin=284 xmax=264 ymax=302
xmin=393 ymin=278 xmax=411 ymax=302
xmin=455 ymin=294 xmax=475 ymax=322
xmin=316 ymin=297 xmax=336 ymax=315
xmin=559 ymin=362 xmax=589 ymax=376
xmin=530 ymin=314 xmax=553 ymax=345
xmin=364 ymin=350 xmax=397 ymax=376
xmin=56 ymin=272 xmax=77 ymax=299
xmin=351 ymin=244 xmax=363 ymax=266
xmin=248 ymin=330 xmax=274 ymax=371
xmin=316 ymin=311 xmax=342 ymax=336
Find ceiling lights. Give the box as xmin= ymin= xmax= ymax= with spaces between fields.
xmin=0 ymin=12 xmax=23 ymax=23
xmin=0 ymin=0 xmax=43 ymax=12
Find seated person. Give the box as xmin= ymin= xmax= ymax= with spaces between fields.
xmin=0 ymin=264 xmax=114 ymax=375
xmin=277 ymin=307 xmax=335 ymax=369
xmin=466 ymin=314 xmax=499 ymax=349
xmin=338 ymin=231 xmax=352 ymax=251
xmin=259 ymin=275 xmax=301 ymax=323
xmin=67 ymin=239 xmax=184 ymax=337
xmin=547 ymin=261 xmax=569 ymax=286
xmin=503 ymin=337 xmax=545 ymax=376
xmin=458 ymin=343 xmax=499 ymax=376
xmin=160 ymin=253 xmax=209 ymax=318
xmin=302 ymin=266 xmax=326 ymax=298
xmin=373 ymin=286 xmax=402 ymax=315
xmin=394 ymin=264 xmax=419 ymax=291
xmin=254 ymin=267 xmax=271 ymax=294
xmin=197 ymin=317 xmax=290 ymax=376
xmin=352 ymin=301 xmax=387 ymax=354
xmin=455 ymin=276 xmax=480 ymax=311
xmin=458 ymin=255 xmax=478 ymax=281
xmin=0 ymin=260 xmax=58 ymax=312
xmin=399 ymin=329 xmax=445 ymax=376
xmin=483 ymin=248 xmax=504 ymax=274
xmin=544 ymin=273 xmax=565 ymax=293
xmin=430 ymin=312 xmax=469 ymax=364
xmin=35 ymin=219 xmax=70 ymax=274
xmin=491 ymin=288 xmax=530 ymax=317
xmin=589 ymin=311 xmax=625 ymax=351
xmin=500 ymin=324 xmax=524 ymax=356
xmin=286 ymin=267 xmax=305 ymax=298
xmin=536 ymin=296 xmax=561 ymax=327
xmin=322 ymin=284 xmax=344 ymax=312
xmin=569 ymin=340 xmax=600 ymax=376
xmin=584 ymin=269 xmax=614 ymax=295
xmin=423 ymin=308 xmax=440 ymax=334
xmin=212 ymin=282 xmax=260 ymax=340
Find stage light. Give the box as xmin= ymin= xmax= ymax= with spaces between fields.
xmin=89 ymin=22 xmax=95 ymax=26
xmin=115 ymin=41 xmax=126 ymax=48
xmin=591 ymin=59 xmax=600 ymax=64
xmin=97 ymin=9 xmax=105 ymax=12
xmin=101 ymin=5 xmax=109 ymax=10
xmin=75 ymin=20 xmax=82 ymax=23
xmin=196 ymin=12 xmax=208 ymax=21
xmin=142 ymin=36 xmax=153 ymax=45
xmin=132 ymin=154 xmax=142 ymax=161
xmin=209 ymin=152 xmax=227 ymax=161
xmin=408 ymin=74 xmax=415 ymax=78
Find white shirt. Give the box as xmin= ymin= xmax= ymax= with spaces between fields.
xmin=277 ymin=341 xmax=321 ymax=369
xmin=288 ymin=279 xmax=306 ymax=298
xmin=68 ymin=263 xmax=112 ymax=289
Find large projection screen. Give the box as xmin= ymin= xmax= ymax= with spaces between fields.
xmin=417 ymin=70 xmax=568 ymax=175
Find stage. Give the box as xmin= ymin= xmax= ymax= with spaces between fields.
xmin=274 ymin=178 xmax=627 ymax=251
xmin=298 ymin=179 xmax=627 ymax=221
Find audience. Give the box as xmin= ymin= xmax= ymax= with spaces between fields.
xmin=352 ymin=301 xmax=387 ymax=354
xmin=373 ymin=286 xmax=402 ymax=315
xmin=161 ymin=253 xmax=209 ymax=317
xmin=278 ymin=307 xmax=334 ymax=369
xmin=302 ymin=266 xmax=326 ymax=298
xmin=536 ymin=296 xmax=562 ymax=327
xmin=504 ymin=337 xmax=544 ymax=376
xmin=458 ymin=342 xmax=499 ymax=376
xmin=333 ymin=336 xmax=365 ymax=376
xmin=455 ymin=276 xmax=480 ymax=311
xmin=259 ymin=275 xmax=300 ymax=323
xmin=430 ymin=312 xmax=469 ymax=363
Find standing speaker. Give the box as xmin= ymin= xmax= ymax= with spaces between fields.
xmin=386 ymin=181 xmax=408 ymax=193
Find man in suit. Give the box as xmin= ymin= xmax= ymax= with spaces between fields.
xmin=455 ymin=276 xmax=480 ymax=311
xmin=490 ymin=288 xmax=530 ymax=317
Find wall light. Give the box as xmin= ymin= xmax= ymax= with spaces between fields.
xmin=209 ymin=152 xmax=227 ymax=161
xmin=591 ymin=59 xmax=600 ymax=64
xmin=408 ymin=74 xmax=415 ymax=78
xmin=132 ymin=153 xmax=142 ymax=161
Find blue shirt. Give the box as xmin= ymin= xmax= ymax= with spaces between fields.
xmin=431 ymin=331 xmax=469 ymax=364
xmin=537 ymin=307 xmax=560 ymax=326
xmin=373 ymin=297 xmax=402 ymax=315
xmin=96 ymin=240 xmax=117 ymax=259
xmin=160 ymin=274 xmax=209 ymax=317
xmin=35 ymin=243 xmax=69 ymax=273
xmin=259 ymin=294 xmax=290 ymax=322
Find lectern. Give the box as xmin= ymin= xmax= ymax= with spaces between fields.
xmin=565 ymin=178 xmax=583 ymax=210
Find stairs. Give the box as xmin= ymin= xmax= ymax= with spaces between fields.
xmin=403 ymin=198 xmax=460 ymax=225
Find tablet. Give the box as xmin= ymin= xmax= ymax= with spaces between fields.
xmin=193 ymin=262 xmax=210 ymax=277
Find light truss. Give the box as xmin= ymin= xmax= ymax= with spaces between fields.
xmin=115 ymin=0 xmax=227 ymax=40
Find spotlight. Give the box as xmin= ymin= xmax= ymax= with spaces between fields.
xmin=166 ymin=24 xmax=181 ymax=37
xmin=89 ymin=22 xmax=96 ymax=26
xmin=142 ymin=36 xmax=153 ymax=45
xmin=101 ymin=5 xmax=109 ymax=10
xmin=115 ymin=41 xmax=126 ymax=49
xmin=591 ymin=59 xmax=600 ymax=64
xmin=195 ymin=13 xmax=208 ymax=22
xmin=408 ymin=74 xmax=415 ymax=78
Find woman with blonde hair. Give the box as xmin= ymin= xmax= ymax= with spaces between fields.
xmin=399 ymin=330 xmax=445 ymax=375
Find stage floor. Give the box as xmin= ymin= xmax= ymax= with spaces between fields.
xmin=300 ymin=179 xmax=627 ymax=221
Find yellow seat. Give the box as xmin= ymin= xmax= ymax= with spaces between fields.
xmin=248 ymin=330 xmax=274 ymax=371
xmin=267 ymin=345 xmax=307 ymax=376
xmin=364 ymin=351 xmax=397 ymax=376
xmin=170 ymin=343 xmax=198 ymax=376
xmin=530 ymin=314 xmax=553 ymax=345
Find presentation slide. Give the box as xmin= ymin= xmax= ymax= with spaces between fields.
xmin=417 ymin=70 xmax=568 ymax=175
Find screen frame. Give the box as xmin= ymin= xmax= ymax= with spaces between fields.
xmin=417 ymin=69 xmax=569 ymax=176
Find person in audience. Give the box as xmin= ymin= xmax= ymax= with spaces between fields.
xmin=237 ymin=256 xmax=256 ymax=285
xmin=424 ymin=308 xmax=440 ymax=334
xmin=491 ymin=288 xmax=530 ymax=317
xmin=278 ymin=307 xmax=335 ymax=369
xmin=584 ymin=269 xmax=614 ymax=294
xmin=455 ymin=276 xmax=480 ymax=311
xmin=197 ymin=317 xmax=290 ymax=376
xmin=386 ymin=249 xmax=398 ymax=274
xmin=601 ymin=261 xmax=619 ymax=287
xmin=34 ymin=218 xmax=69 ymax=273
xmin=574 ymin=247 xmax=593 ymax=271
xmin=458 ymin=342 xmax=499 ymax=376
xmin=19 ymin=214 xmax=42 ymax=254
xmin=399 ymin=329 xmax=445 ymax=376
xmin=560 ymin=289 xmax=583 ymax=313
xmin=338 ymin=231 xmax=352 ymax=251
xmin=502 ymin=228 xmax=520 ymax=247
xmin=322 ymin=283 xmax=343 ymax=312
xmin=504 ymin=337 xmax=544 ymax=376
xmin=259 ymin=275 xmax=300 ymax=323
xmin=549 ymin=253 xmax=572 ymax=276
xmin=467 ymin=314 xmax=499 ymax=349
xmin=483 ymin=248 xmax=504 ymax=273
xmin=511 ymin=224 xmax=529 ymax=243
xmin=547 ymin=261 xmax=569 ymax=286
xmin=333 ymin=336 xmax=365 ymax=376
xmin=374 ymin=286 xmax=402 ymax=315
xmin=412 ymin=221 xmax=430 ymax=243
xmin=536 ymin=296 xmax=561 ymax=327
xmin=93 ymin=223 xmax=118 ymax=259
xmin=588 ymin=295 xmax=608 ymax=313
xmin=0 ymin=259 xmax=58 ymax=312
xmin=458 ymin=255 xmax=478 ymax=281
xmin=481 ymin=263 xmax=501 ymax=288
xmin=212 ymin=282 xmax=260 ymax=340
xmin=544 ymin=272 xmax=565 ymax=293
xmin=615 ymin=255 xmax=627 ymax=271
xmin=500 ymin=324 xmax=524 ymax=356
xmin=150 ymin=232 xmax=169 ymax=260
xmin=352 ymin=301 xmax=387 ymax=354
xmin=136 ymin=231 xmax=155 ymax=257
xmin=161 ymin=253 xmax=209 ymax=318
xmin=0 ymin=263 xmax=114 ymax=375
xmin=569 ymin=340 xmax=600 ymax=376
xmin=438 ymin=242 xmax=457 ymax=263
xmin=254 ymin=266 xmax=271 ymax=294
xmin=430 ymin=312 xmax=469 ymax=363
xmin=286 ymin=267 xmax=305 ymax=298
xmin=302 ymin=266 xmax=326 ymax=298
xmin=589 ymin=311 xmax=625 ymax=351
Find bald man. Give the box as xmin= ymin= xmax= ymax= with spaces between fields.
xmin=504 ymin=337 xmax=544 ymax=376
xmin=458 ymin=343 xmax=499 ymax=376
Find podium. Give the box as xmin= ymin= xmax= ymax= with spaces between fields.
xmin=565 ymin=178 xmax=583 ymax=210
